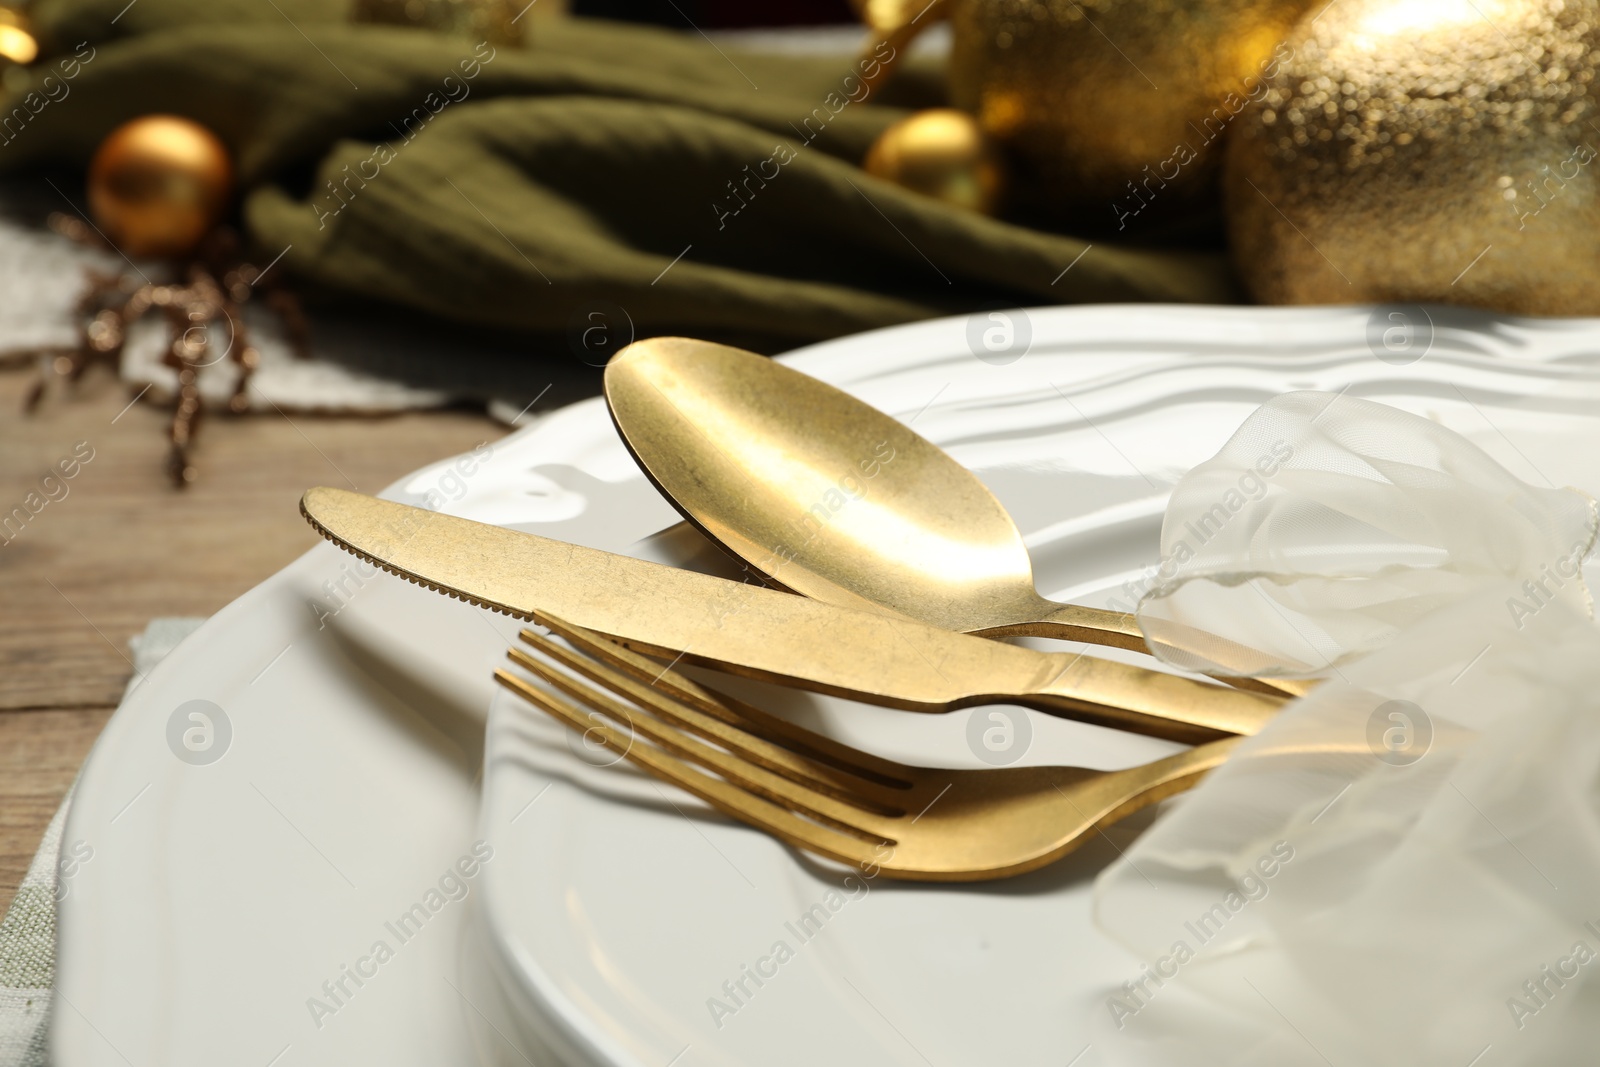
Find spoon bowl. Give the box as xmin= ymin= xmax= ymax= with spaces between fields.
xmin=604 ymin=337 xmax=1147 ymax=649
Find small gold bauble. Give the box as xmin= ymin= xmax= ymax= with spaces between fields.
xmin=949 ymin=0 xmax=1315 ymax=220
xmin=88 ymin=116 xmax=233 ymax=261
xmin=1227 ymin=0 xmax=1600 ymax=314
xmin=864 ymin=109 xmax=1006 ymax=214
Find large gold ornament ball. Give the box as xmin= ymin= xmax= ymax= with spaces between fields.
xmin=1227 ymin=0 xmax=1600 ymax=313
xmin=864 ymin=108 xmax=1006 ymax=214
xmin=949 ymin=0 xmax=1316 ymax=220
xmin=88 ymin=116 xmax=233 ymax=261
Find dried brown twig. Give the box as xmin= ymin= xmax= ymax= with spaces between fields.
xmin=17 ymin=218 xmax=310 ymax=486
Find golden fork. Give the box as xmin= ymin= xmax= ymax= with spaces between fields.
xmin=493 ymin=616 xmax=1247 ymax=883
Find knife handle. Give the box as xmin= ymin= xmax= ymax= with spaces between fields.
xmin=1027 ymin=656 xmax=1284 ymax=744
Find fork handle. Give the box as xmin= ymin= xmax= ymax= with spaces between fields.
xmin=1028 ymin=656 xmax=1283 ymax=744
xmin=1100 ymin=736 xmax=1247 ymax=826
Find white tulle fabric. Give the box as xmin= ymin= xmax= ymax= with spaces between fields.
xmin=1093 ymin=393 xmax=1600 ymax=1066
xmin=1134 ymin=391 xmax=1597 ymax=677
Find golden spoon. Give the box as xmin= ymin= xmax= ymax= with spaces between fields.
xmin=604 ymin=337 xmax=1150 ymax=652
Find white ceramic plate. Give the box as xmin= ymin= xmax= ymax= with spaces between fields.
xmin=470 ymin=306 xmax=1600 ymax=1067
xmin=52 ymin=305 xmax=1600 ymax=1067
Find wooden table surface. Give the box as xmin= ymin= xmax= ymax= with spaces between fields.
xmin=0 ymin=364 xmax=509 ymax=916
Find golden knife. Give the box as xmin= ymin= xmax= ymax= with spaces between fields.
xmin=300 ymin=487 xmax=1281 ymax=743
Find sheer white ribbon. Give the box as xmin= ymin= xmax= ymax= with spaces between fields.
xmin=1134 ymin=391 xmax=1596 ymax=678
xmin=1093 ymin=392 xmax=1600 ymax=1066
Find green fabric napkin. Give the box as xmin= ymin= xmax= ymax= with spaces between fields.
xmin=5 ymin=2 xmax=1240 ymax=353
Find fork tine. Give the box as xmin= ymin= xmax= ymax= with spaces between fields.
xmin=529 ymin=618 xmax=916 ymax=794
xmin=504 ymin=641 xmax=906 ymax=833
xmin=494 ymin=667 xmax=887 ymax=870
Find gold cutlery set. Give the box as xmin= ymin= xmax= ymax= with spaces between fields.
xmin=300 ymin=339 xmax=1297 ymax=881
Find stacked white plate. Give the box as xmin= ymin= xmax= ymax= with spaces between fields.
xmin=51 ymin=305 xmax=1600 ymax=1067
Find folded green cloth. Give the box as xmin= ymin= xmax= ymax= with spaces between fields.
xmin=7 ymin=2 xmax=1240 ymax=352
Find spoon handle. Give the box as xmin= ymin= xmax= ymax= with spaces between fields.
xmin=981 ymin=603 xmax=1314 ymax=701
xmin=1028 ymin=654 xmax=1284 ymax=744
xmin=974 ymin=603 xmax=1146 ymax=650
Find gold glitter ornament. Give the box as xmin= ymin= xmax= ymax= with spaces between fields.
xmin=864 ymin=108 xmax=1006 ymax=214
xmin=1227 ymin=0 xmax=1600 ymax=313
xmin=949 ymin=0 xmax=1315 ymax=222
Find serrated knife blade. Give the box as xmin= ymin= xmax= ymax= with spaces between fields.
xmin=300 ymin=487 xmax=1279 ymax=742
